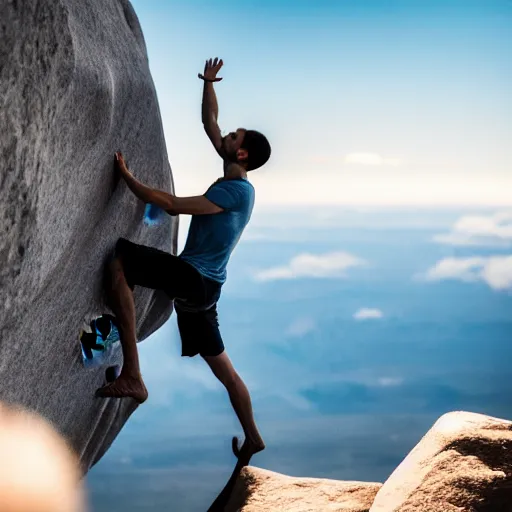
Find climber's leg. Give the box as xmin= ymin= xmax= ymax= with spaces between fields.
xmin=202 ymin=351 xmax=265 ymax=466
xmin=95 ymin=238 xmax=205 ymax=403
xmin=95 ymin=255 xmax=148 ymax=403
xmin=176 ymin=289 xmax=264 ymax=466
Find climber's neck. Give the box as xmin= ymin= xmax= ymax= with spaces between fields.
xmin=223 ymin=161 xmax=248 ymax=180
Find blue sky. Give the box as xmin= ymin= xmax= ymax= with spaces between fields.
xmin=132 ymin=0 xmax=511 ymax=207
xmin=87 ymin=2 xmax=511 ymax=511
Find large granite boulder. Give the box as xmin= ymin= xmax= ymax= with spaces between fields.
xmin=225 ymin=467 xmax=382 ymax=512
xmin=0 ymin=0 xmax=176 ymax=470
xmin=370 ymin=411 xmax=512 ymax=512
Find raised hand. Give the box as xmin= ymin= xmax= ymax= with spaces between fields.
xmin=198 ymin=57 xmax=223 ymax=82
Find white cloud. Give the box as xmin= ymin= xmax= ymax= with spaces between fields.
xmin=425 ymin=255 xmax=512 ymax=291
xmin=254 ymin=252 xmax=366 ymax=281
xmin=433 ymin=211 xmax=512 ymax=247
xmin=377 ymin=377 xmax=403 ymax=387
xmin=480 ymin=256 xmax=512 ymax=291
xmin=286 ymin=317 xmax=316 ymax=337
xmin=344 ymin=152 xmax=402 ymax=166
xmin=425 ymin=257 xmax=486 ymax=283
xmin=353 ymin=308 xmax=384 ymax=320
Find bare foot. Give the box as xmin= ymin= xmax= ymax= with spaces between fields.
xmin=232 ymin=436 xmax=265 ymax=466
xmin=95 ymin=374 xmax=148 ymax=404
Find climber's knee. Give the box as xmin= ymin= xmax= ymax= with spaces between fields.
xmin=108 ymin=255 xmax=123 ymax=274
xmin=203 ymin=352 xmax=239 ymax=390
xmin=105 ymin=239 xmax=135 ymax=293
xmin=106 ymin=256 xmax=125 ymax=291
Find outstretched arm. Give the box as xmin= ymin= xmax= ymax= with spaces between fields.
xmin=114 ymin=153 xmax=223 ymax=216
xmin=199 ymin=58 xmax=226 ymax=160
xmin=115 ymin=153 xmax=172 ymax=209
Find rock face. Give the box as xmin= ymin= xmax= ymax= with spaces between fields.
xmin=370 ymin=411 xmax=512 ymax=512
xmin=228 ymin=412 xmax=512 ymax=511
xmin=225 ymin=467 xmax=382 ymax=512
xmin=0 ymin=0 xmax=176 ymax=470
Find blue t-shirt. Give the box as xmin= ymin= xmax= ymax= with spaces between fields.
xmin=179 ymin=178 xmax=255 ymax=284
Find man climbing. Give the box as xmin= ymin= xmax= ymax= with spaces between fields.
xmin=95 ymin=58 xmax=271 ymax=466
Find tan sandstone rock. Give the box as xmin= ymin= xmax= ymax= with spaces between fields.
xmin=226 ymin=466 xmax=382 ymax=512
xmin=370 ymin=411 xmax=512 ymax=512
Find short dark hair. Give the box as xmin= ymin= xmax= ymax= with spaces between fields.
xmin=241 ymin=130 xmax=271 ymax=171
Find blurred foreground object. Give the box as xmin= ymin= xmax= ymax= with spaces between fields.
xmin=0 ymin=403 xmax=86 ymax=512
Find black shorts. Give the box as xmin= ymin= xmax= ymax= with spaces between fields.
xmin=114 ymin=238 xmax=224 ymax=358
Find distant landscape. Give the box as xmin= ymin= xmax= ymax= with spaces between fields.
xmin=88 ymin=206 xmax=512 ymax=512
